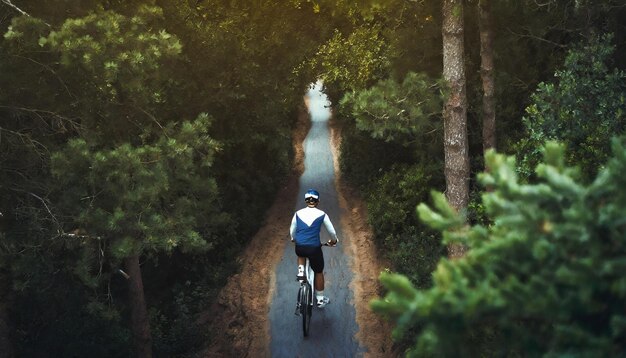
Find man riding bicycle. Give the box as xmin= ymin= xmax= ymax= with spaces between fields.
xmin=290 ymin=189 xmax=338 ymax=308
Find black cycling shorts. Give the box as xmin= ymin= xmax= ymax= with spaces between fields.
xmin=295 ymin=245 xmax=324 ymax=273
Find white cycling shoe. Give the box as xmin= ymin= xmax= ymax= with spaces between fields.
xmin=316 ymin=296 xmax=330 ymax=308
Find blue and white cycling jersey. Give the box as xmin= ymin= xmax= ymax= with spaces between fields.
xmin=290 ymin=206 xmax=338 ymax=247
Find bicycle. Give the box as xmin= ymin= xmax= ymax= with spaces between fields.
xmin=294 ymin=242 xmax=333 ymax=337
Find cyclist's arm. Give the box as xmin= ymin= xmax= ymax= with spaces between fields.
xmin=289 ymin=214 xmax=297 ymax=242
xmin=323 ymin=215 xmax=339 ymax=245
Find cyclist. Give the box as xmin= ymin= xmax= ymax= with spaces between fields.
xmin=290 ymin=189 xmax=339 ymax=308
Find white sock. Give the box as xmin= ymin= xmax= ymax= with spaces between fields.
xmin=298 ymin=265 xmax=304 ymax=275
xmin=316 ymin=290 xmax=324 ymax=300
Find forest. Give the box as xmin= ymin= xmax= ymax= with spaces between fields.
xmin=1 ymin=0 xmax=625 ymax=357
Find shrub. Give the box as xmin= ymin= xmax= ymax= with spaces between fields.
xmin=366 ymin=163 xmax=445 ymax=289
xmin=339 ymin=123 xmax=412 ymax=190
xmin=367 ymin=163 xmax=442 ymax=237
xmin=383 ymin=227 xmax=444 ymax=289
xmin=517 ymin=34 xmax=626 ymax=182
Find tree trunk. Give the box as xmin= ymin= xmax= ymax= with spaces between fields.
xmin=125 ymin=255 xmax=153 ymax=358
xmin=442 ymin=0 xmax=470 ymax=258
xmin=479 ymin=0 xmax=496 ymax=153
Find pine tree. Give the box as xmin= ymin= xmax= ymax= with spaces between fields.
xmin=339 ymin=72 xmax=442 ymax=147
xmin=372 ymin=138 xmax=626 ymax=356
xmin=442 ymin=0 xmax=470 ymax=258
xmin=51 ymin=116 xmax=227 ymax=356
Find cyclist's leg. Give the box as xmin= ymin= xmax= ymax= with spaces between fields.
xmin=309 ymin=246 xmax=326 ymax=291
xmin=295 ymin=245 xmax=313 ymax=267
xmin=312 ymin=268 xmax=330 ymax=307
xmin=295 ymin=246 xmax=313 ymax=280
xmin=314 ymin=272 xmax=324 ymax=291
xmin=296 ymin=256 xmax=306 ymax=280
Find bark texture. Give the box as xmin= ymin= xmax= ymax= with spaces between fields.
xmin=442 ymin=0 xmax=470 ymax=258
xmin=125 ymin=255 xmax=153 ymax=358
xmin=479 ymin=0 xmax=496 ymax=152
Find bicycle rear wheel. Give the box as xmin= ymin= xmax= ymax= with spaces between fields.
xmin=301 ymin=282 xmax=312 ymax=337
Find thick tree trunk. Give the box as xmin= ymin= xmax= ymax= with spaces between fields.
xmin=442 ymin=0 xmax=470 ymax=258
xmin=125 ymin=255 xmax=152 ymax=358
xmin=479 ymin=0 xmax=496 ymax=153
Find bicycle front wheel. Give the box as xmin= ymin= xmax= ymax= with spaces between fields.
xmin=301 ymin=283 xmax=312 ymax=337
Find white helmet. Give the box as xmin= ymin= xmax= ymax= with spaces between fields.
xmin=304 ymin=189 xmax=319 ymax=203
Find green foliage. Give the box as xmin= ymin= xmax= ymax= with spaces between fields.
xmin=366 ymin=163 xmax=445 ymax=289
xmin=139 ymin=247 xmax=240 ymax=356
xmin=338 ymin=122 xmax=413 ymax=190
xmin=3 ymin=16 xmax=49 ymax=44
xmin=8 ymin=234 xmax=131 ymax=357
xmin=335 ymin=70 xmax=445 ymax=295
xmin=340 ymin=72 xmax=442 ymax=145
xmin=337 ymin=106 xmax=446 ymax=290
xmin=367 ymin=163 xmax=441 ymax=237
xmin=158 ymin=0 xmax=331 ymax=239
xmin=517 ymin=34 xmax=626 ymax=181
xmin=303 ymin=25 xmax=391 ymax=102
xmin=383 ymin=228 xmax=444 ymax=290
xmin=1 ymin=2 xmax=329 ymax=355
xmin=290 ymin=0 xmax=388 ymax=20
xmin=417 ymin=191 xmax=465 ymax=235
xmin=3 ymin=6 xmax=184 ymax=143
xmin=479 ymin=1 xmax=626 ymax=152
xmin=2 ymin=0 xmax=625 ymax=356
xmin=52 ymin=115 xmax=228 ymax=258
xmin=149 ymin=292 xmax=206 ymax=356
xmin=373 ymin=138 xmax=626 ymax=356
xmin=336 ymin=73 xmax=444 ymax=191
xmin=44 ymin=6 xmax=181 ymax=77
xmin=46 ymin=115 xmax=233 ymax=355
xmin=336 ymin=71 xmax=445 ymax=292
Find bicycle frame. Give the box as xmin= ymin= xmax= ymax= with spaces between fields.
xmin=297 ymin=257 xmax=314 ymax=337
xmin=304 ymin=256 xmax=315 ymax=287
